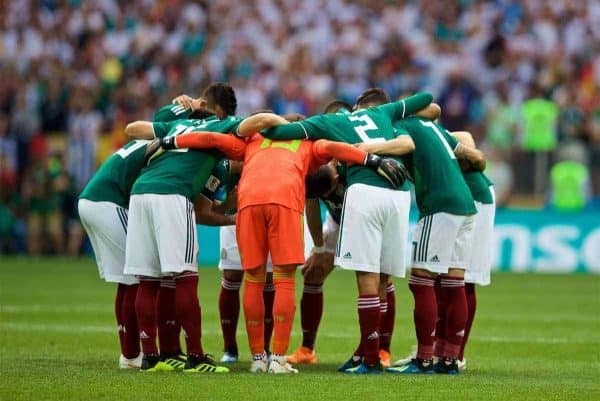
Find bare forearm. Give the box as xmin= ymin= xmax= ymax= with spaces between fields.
xmin=125 ymin=121 xmax=154 ymax=139
xmin=455 ymin=144 xmax=486 ymax=171
xmin=356 ymin=136 xmax=415 ymax=156
xmin=238 ymin=113 xmax=289 ymax=137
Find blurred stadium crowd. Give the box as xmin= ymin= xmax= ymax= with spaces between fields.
xmin=1 ymin=0 xmax=599 ymax=254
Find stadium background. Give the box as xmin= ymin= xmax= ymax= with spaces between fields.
xmin=1 ymin=0 xmax=599 ymax=272
xmin=0 ymin=1 xmax=599 ymax=400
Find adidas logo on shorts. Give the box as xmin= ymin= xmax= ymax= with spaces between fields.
xmin=139 ymin=331 xmax=149 ymax=339
xmin=429 ymin=255 xmax=440 ymax=262
xmin=221 ymin=248 xmax=227 ymax=260
xmin=343 ymin=252 xmax=352 ymax=259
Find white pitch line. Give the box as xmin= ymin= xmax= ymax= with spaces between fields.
xmin=1 ymin=322 xmax=599 ymax=344
xmin=3 ymin=305 xmax=599 ymax=324
xmin=1 ymin=305 xmax=108 ymax=313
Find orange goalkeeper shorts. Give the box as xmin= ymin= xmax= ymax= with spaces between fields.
xmin=236 ymin=204 xmax=305 ymax=270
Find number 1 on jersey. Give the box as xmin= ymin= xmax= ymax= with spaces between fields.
xmin=115 ymin=140 xmax=148 ymax=159
xmin=420 ymin=120 xmax=456 ymax=159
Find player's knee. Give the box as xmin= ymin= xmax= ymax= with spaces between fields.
xmin=273 ymin=265 xmax=296 ymax=280
xmin=303 ymin=270 xmax=325 ymax=285
xmin=245 ymin=266 xmax=266 ymax=283
xmin=356 ymin=271 xmax=379 ymax=295
xmin=223 ymin=269 xmax=244 ymax=283
xmin=443 ymin=268 xmax=465 ymax=279
xmin=411 ymin=267 xmax=436 ymax=278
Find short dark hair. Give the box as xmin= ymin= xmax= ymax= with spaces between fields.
xmin=355 ymin=88 xmax=390 ymax=109
xmin=202 ymin=83 xmax=237 ymax=116
xmin=189 ymin=108 xmax=215 ymax=119
xmin=323 ymin=100 xmax=352 ymax=114
xmin=305 ymin=165 xmax=334 ymax=198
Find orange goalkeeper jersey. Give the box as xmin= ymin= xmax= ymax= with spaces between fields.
xmin=237 ymin=134 xmax=367 ymax=214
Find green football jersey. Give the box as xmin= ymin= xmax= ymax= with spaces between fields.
xmin=463 ymin=171 xmax=494 ymax=204
xmin=153 ymin=104 xmax=193 ymax=123
xmin=262 ymin=93 xmax=432 ymax=189
xmin=79 ymin=103 xmax=195 ymax=207
xmin=131 ymin=116 xmax=242 ymax=201
xmin=201 ymin=159 xmax=240 ymax=214
xmin=264 ymin=108 xmax=418 ymax=190
xmin=79 ymin=140 xmax=149 ymax=208
xmin=394 ymin=117 xmax=476 ymax=217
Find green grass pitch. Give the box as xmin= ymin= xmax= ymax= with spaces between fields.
xmin=1 ymin=257 xmax=598 ymax=401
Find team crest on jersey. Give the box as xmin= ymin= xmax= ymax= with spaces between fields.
xmin=221 ymin=248 xmax=227 ymax=260
xmin=206 ymin=175 xmax=220 ymax=191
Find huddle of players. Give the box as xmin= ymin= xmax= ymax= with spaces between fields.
xmin=78 ymin=82 xmax=495 ymax=375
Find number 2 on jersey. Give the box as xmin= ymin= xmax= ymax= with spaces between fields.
xmin=348 ymin=114 xmax=384 ymax=143
xmin=420 ymin=120 xmax=456 ymax=159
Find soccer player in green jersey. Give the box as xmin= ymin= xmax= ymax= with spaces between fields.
xmin=356 ymin=98 xmax=485 ymax=375
xmin=79 ymin=139 xmax=150 ymax=369
xmin=77 ymin=98 xmax=207 ymax=369
xmin=286 ymin=100 xmax=398 ymax=368
xmin=123 ymin=83 xmax=240 ymax=373
xmin=239 ymin=92 xmax=433 ymax=373
xmin=436 ymin=131 xmax=496 ymax=371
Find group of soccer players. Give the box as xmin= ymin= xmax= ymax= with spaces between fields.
xmin=79 ymin=81 xmax=495 ymax=375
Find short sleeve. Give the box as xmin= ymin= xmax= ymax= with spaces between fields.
xmin=442 ymin=128 xmax=459 ymax=150
xmin=153 ymin=104 xmax=191 ymax=122
xmin=377 ymin=92 xmax=433 ymax=121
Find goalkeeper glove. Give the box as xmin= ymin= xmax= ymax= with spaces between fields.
xmin=364 ymin=154 xmax=409 ymax=188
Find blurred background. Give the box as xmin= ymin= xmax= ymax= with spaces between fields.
xmin=0 ymin=0 xmax=598 ymax=271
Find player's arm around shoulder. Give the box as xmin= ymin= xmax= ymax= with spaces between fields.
xmin=451 ymin=130 xmax=486 ymax=172
xmin=125 ymin=121 xmax=155 ymax=140
xmin=354 ymin=134 xmax=415 ymax=156
xmin=237 ymin=113 xmax=289 ymax=137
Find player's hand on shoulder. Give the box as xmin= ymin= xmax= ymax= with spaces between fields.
xmin=365 ymin=154 xmax=409 ymax=188
xmin=172 ymin=94 xmax=194 ymax=109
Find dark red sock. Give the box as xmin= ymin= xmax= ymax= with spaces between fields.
xmin=357 ymin=295 xmax=380 ymax=365
xmin=120 ymin=284 xmax=140 ymax=358
xmin=175 ymin=272 xmax=203 ymax=357
xmin=115 ymin=284 xmax=127 ymax=355
xmin=434 ymin=276 xmax=446 ymax=358
xmin=300 ymin=283 xmax=323 ymax=350
xmin=440 ymin=276 xmax=467 ymax=359
xmin=157 ymin=278 xmax=181 ymax=355
xmin=263 ymin=282 xmax=275 ymax=352
xmin=408 ymin=273 xmax=437 ymax=360
xmin=459 ymin=283 xmax=477 ymax=360
xmin=379 ymin=283 xmax=396 ymax=352
xmin=219 ymin=277 xmax=241 ymax=354
xmin=135 ymin=278 xmax=160 ymax=356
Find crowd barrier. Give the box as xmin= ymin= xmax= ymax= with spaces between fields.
xmin=196 ymin=208 xmax=600 ymax=273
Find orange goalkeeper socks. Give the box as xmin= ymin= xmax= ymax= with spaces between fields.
xmin=243 ymin=268 xmax=266 ymax=355
xmin=272 ymin=268 xmax=296 ymax=356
